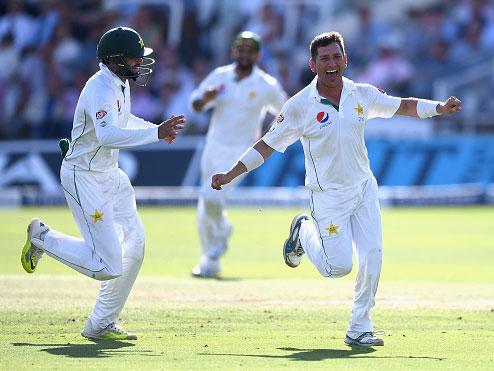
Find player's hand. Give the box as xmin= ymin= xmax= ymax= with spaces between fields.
xmin=438 ymin=96 xmax=462 ymax=115
xmin=203 ymin=85 xmax=222 ymax=102
xmin=158 ymin=114 xmax=185 ymax=143
xmin=211 ymin=173 xmax=232 ymax=190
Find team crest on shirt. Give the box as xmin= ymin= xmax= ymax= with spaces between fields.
xmin=96 ymin=110 xmax=107 ymax=120
xmin=248 ymin=91 xmax=256 ymax=99
xmin=355 ymin=104 xmax=365 ymax=123
xmin=276 ymin=113 xmax=284 ymax=123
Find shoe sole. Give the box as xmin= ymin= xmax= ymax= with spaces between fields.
xmin=81 ymin=332 xmax=138 ymax=341
xmin=191 ymin=268 xmax=220 ymax=279
xmin=20 ymin=220 xmax=36 ymax=273
xmin=344 ymin=337 xmax=384 ymax=347
xmin=283 ymin=214 xmax=308 ymax=268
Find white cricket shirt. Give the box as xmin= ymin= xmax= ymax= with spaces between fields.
xmin=190 ymin=64 xmax=287 ymax=147
xmin=263 ymin=76 xmax=401 ymax=190
xmin=64 ymin=63 xmax=158 ymax=172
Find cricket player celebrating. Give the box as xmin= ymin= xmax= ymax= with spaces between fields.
xmin=189 ymin=31 xmax=287 ymax=278
xmin=20 ymin=27 xmax=185 ymax=341
xmin=211 ymin=32 xmax=461 ymax=347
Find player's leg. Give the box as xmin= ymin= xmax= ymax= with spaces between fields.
xmin=294 ymin=189 xmax=354 ymax=277
xmin=193 ymin=144 xmax=238 ymax=277
xmin=83 ymin=170 xmax=143 ymax=340
xmin=345 ymin=176 xmax=384 ymax=347
xmin=21 ymin=166 xmax=123 ymax=280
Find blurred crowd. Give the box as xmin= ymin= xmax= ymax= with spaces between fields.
xmin=1 ymin=0 xmax=494 ymax=140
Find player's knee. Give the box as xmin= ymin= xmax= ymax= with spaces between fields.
xmin=134 ymin=228 xmax=146 ymax=262
xmin=326 ymin=263 xmax=353 ymax=278
xmin=92 ymin=271 xmax=122 ymax=281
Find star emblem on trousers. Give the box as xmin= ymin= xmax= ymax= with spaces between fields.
xmin=326 ymin=223 xmax=339 ymax=236
xmin=91 ymin=209 xmax=104 ymax=223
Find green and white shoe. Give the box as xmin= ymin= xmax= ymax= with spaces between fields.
xmin=82 ymin=320 xmax=138 ymax=341
xmin=20 ymin=218 xmax=49 ymax=273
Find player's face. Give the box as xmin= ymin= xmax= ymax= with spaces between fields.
xmin=232 ymin=45 xmax=259 ymax=70
xmin=310 ymin=42 xmax=347 ymax=89
xmin=124 ymin=56 xmax=144 ymax=75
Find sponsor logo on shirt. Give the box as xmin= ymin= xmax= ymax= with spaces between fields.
xmin=96 ymin=110 xmax=107 ymax=120
xmin=316 ymin=112 xmax=329 ymax=123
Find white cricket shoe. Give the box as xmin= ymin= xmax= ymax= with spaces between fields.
xmin=81 ymin=319 xmax=137 ymax=341
xmin=283 ymin=214 xmax=309 ymax=268
xmin=191 ymin=256 xmax=221 ymax=278
xmin=344 ymin=332 xmax=384 ymax=347
xmin=20 ymin=218 xmax=49 ymax=273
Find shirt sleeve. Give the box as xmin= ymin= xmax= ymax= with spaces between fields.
xmin=363 ymin=84 xmax=401 ymax=119
xmin=189 ymin=69 xmax=220 ymax=112
xmin=265 ymin=80 xmax=288 ymax=116
xmin=89 ymin=87 xmax=158 ymax=149
xmin=127 ymin=113 xmax=157 ymax=129
xmin=262 ymin=98 xmax=304 ymax=153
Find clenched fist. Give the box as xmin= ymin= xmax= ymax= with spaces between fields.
xmin=211 ymin=173 xmax=232 ymax=190
xmin=438 ymin=96 xmax=462 ymax=115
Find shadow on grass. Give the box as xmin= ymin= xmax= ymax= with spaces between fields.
xmin=12 ymin=341 xmax=157 ymax=358
xmin=200 ymin=347 xmax=445 ymax=361
xmin=190 ymin=275 xmax=242 ymax=282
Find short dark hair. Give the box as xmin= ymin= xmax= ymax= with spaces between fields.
xmin=310 ymin=32 xmax=345 ymax=60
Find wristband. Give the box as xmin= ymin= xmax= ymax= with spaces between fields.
xmin=238 ymin=147 xmax=264 ymax=172
xmin=417 ymin=99 xmax=441 ymax=118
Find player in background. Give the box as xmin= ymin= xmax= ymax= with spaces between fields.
xmin=211 ymin=32 xmax=461 ymax=347
xmin=20 ymin=27 xmax=185 ymax=341
xmin=189 ymin=31 xmax=287 ymax=278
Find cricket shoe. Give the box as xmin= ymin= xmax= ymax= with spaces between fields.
xmin=283 ymin=214 xmax=309 ymax=268
xmin=81 ymin=320 xmax=137 ymax=341
xmin=191 ymin=257 xmax=221 ymax=278
xmin=20 ymin=218 xmax=49 ymax=273
xmin=344 ymin=332 xmax=384 ymax=347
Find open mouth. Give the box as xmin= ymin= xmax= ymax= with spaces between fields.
xmin=325 ymin=69 xmax=338 ymax=75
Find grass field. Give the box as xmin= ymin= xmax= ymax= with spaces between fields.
xmin=1 ymin=206 xmax=493 ymax=370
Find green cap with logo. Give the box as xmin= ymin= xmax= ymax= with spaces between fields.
xmin=233 ymin=31 xmax=262 ymax=51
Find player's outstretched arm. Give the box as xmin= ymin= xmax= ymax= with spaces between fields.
xmin=211 ymin=140 xmax=274 ymax=190
xmin=396 ymin=96 xmax=462 ymax=118
xmin=158 ymin=114 xmax=186 ymax=144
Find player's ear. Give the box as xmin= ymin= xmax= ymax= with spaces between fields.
xmin=344 ymin=54 xmax=348 ymax=67
xmin=309 ymin=58 xmax=316 ymax=73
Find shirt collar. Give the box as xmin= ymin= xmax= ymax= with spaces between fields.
xmin=308 ymin=75 xmax=357 ymax=102
xmin=231 ymin=63 xmax=259 ymax=80
xmin=99 ymin=62 xmax=127 ymax=90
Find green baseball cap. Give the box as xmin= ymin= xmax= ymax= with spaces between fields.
xmin=233 ymin=31 xmax=261 ymax=51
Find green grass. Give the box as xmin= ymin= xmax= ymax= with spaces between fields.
xmin=1 ymin=206 xmax=494 ymax=370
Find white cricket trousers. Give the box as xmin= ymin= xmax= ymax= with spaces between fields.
xmin=197 ymin=142 xmax=246 ymax=260
xmin=42 ymin=164 xmax=145 ymax=329
xmin=299 ymin=176 xmax=382 ymax=337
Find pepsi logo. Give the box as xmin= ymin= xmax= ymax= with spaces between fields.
xmin=316 ymin=112 xmax=329 ymax=123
